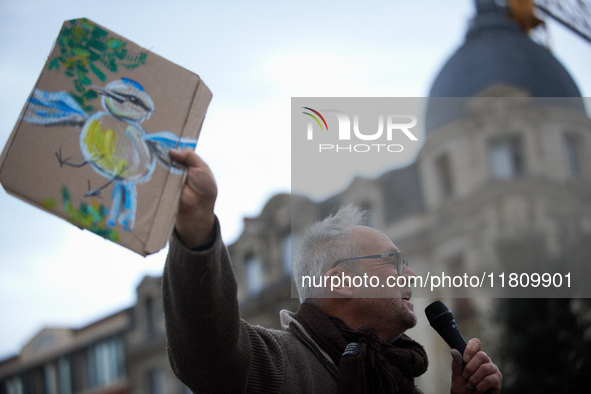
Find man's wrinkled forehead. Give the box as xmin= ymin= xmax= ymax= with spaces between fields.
xmin=349 ymin=225 xmax=400 ymax=254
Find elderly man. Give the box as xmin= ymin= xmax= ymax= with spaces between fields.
xmin=163 ymin=149 xmax=502 ymax=393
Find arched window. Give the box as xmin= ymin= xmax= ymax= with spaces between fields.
xmin=244 ymin=253 xmax=263 ymax=296
xmin=488 ymin=136 xmax=525 ymax=179
xmin=563 ymin=133 xmax=581 ymax=178
xmin=435 ymin=153 xmax=453 ymax=198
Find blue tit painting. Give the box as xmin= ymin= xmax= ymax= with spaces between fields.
xmin=22 ymin=77 xmax=197 ymax=231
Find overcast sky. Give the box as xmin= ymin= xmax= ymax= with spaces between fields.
xmin=0 ymin=0 xmax=589 ymax=359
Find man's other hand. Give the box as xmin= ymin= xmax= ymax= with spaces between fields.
xmin=450 ymin=338 xmax=502 ymax=394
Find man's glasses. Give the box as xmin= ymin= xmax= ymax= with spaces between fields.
xmin=332 ymin=252 xmax=408 ymax=275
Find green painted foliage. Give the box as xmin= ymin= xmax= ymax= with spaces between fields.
xmin=60 ymin=185 xmax=120 ymax=242
xmin=50 ymin=18 xmax=148 ymax=113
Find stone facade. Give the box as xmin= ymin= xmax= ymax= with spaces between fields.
xmin=0 ymin=277 xmax=190 ymax=394
xmin=0 ymin=310 xmax=130 ymax=394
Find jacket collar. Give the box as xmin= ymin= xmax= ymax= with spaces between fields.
xmin=280 ymin=309 xmax=337 ymax=375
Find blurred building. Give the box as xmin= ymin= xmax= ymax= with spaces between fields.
xmin=227 ymin=194 xmax=301 ymax=328
xmin=0 ymin=276 xmax=190 ymax=394
xmin=1 ymin=0 xmax=589 ymax=393
xmin=0 ymin=309 xmax=130 ymax=394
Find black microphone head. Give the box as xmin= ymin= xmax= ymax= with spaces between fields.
xmin=425 ymin=300 xmax=455 ymax=328
xmin=425 ymin=300 xmax=469 ymax=360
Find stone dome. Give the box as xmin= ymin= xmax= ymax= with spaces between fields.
xmin=425 ymin=0 xmax=584 ymax=134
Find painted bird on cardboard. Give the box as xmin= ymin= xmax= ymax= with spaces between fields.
xmin=22 ymin=78 xmax=196 ymax=231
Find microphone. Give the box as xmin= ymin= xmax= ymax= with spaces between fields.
xmin=425 ymin=300 xmax=494 ymax=394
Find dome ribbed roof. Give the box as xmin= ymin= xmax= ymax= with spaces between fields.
xmin=425 ymin=0 xmax=583 ymax=134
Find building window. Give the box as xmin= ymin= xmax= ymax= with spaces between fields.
xmin=448 ymin=254 xmax=475 ymax=320
xmin=58 ymin=357 xmax=72 ymax=394
xmin=148 ymin=369 xmax=165 ymax=394
xmin=488 ymin=136 xmax=525 ymax=179
xmin=564 ymin=134 xmax=581 ymax=177
xmin=145 ymin=296 xmax=157 ymax=337
xmin=5 ymin=376 xmax=24 ymax=394
xmin=281 ymin=233 xmax=292 ymax=275
xmin=43 ymin=363 xmax=58 ymax=394
xmin=435 ymin=153 xmax=453 ymax=198
xmin=245 ymin=253 xmax=263 ymax=296
xmin=86 ymin=336 xmax=125 ymax=388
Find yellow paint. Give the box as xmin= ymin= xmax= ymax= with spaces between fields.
xmin=83 ymin=119 xmax=128 ymax=176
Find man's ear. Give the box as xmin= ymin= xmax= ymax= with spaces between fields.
xmin=324 ymin=267 xmax=354 ymax=298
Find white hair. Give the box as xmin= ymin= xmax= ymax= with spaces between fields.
xmin=293 ymin=204 xmax=368 ymax=301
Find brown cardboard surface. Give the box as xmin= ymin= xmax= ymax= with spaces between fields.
xmin=0 ymin=18 xmax=212 ymax=256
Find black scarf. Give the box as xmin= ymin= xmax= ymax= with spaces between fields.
xmin=294 ymin=302 xmax=428 ymax=394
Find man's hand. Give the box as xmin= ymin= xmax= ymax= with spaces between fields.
xmin=450 ymin=338 xmax=502 ymax=394
xmin=169 ymin=149 xmax=217 ymax=249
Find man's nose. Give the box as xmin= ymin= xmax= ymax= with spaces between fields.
xmin=402 ymin=265 xmax=417 ymax=277
xmin=402 ymin=265 xmax=417 ymax=286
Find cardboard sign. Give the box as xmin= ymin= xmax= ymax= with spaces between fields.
xmin=0 ymin=18 xmax=212 ymax=256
